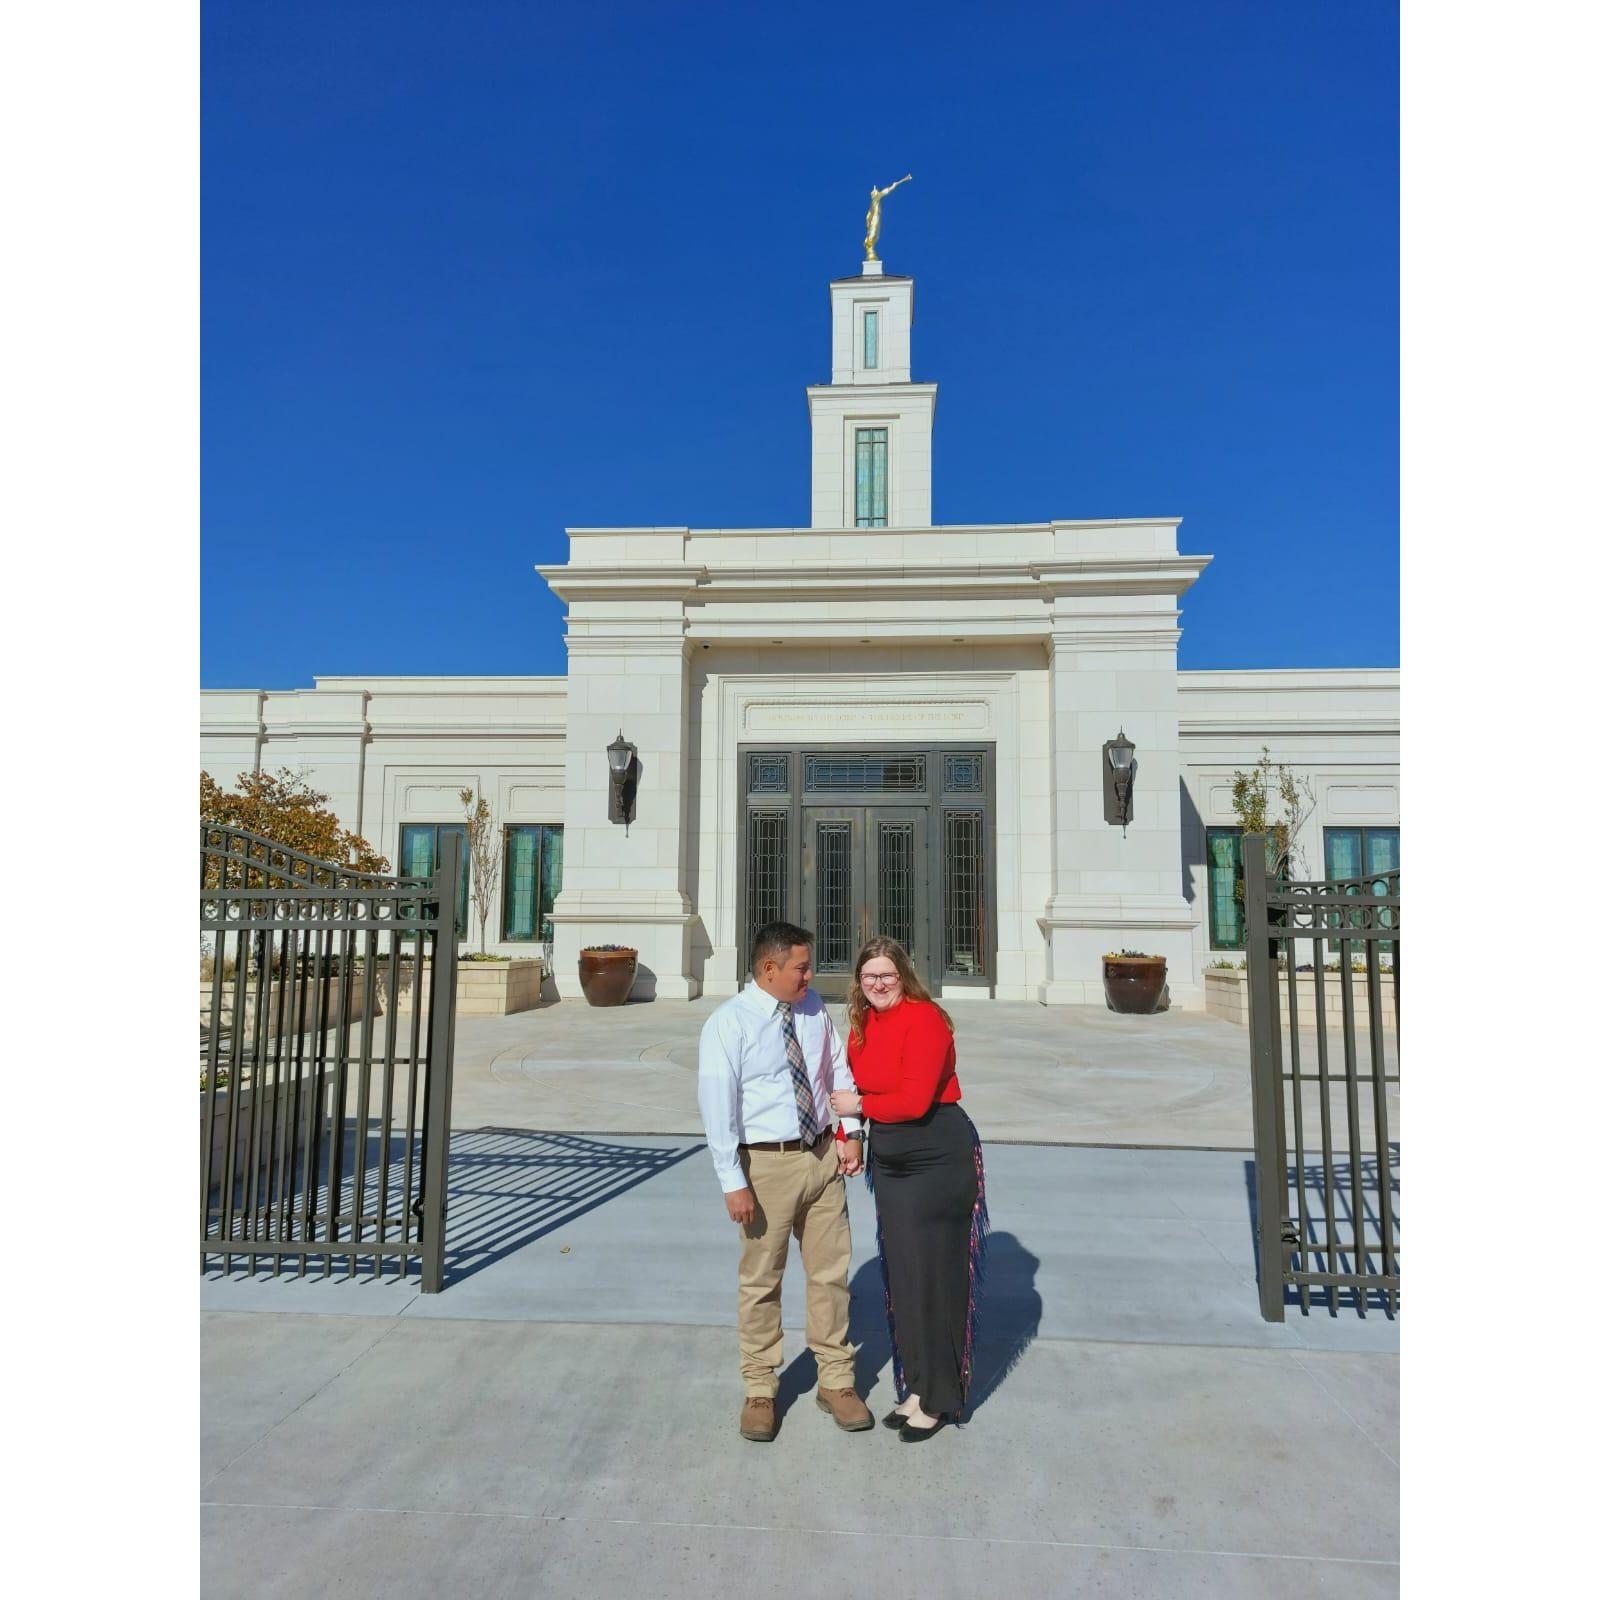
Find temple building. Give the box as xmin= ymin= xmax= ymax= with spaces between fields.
xmin=201 ymin=249 xmax=1398 ymax=1007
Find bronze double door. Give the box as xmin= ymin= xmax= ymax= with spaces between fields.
xmin=799 ymin=805 xmax=931 ymax=1000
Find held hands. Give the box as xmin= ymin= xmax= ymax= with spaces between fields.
xmin=724 ymin=1187 xmax=756 ymax=1225
xmin=838 ymin=1138 xmax=864 ymax=1177
xmin=830 ymin=1090 xmax=862 ymax=1117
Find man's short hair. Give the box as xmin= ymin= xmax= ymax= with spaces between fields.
xmin=750 ymin=920 xmax=814 ymax=974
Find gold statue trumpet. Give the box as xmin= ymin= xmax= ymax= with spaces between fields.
xmin=863 ymin=175 xmax=913 ymax=263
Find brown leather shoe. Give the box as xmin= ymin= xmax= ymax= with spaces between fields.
xmin=815 ymin=1386 xmax=874 ymax=1431
xmin=739 ymin=1396 xmax=777 ymax=1441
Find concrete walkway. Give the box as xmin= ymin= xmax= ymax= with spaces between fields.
xmin=202 ymin=1139 xmax=1399 ymax=1597
xmin=440 ymin=995 xmax=1400 ymax=1150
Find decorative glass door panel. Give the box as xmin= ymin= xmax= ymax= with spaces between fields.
xmin=803 ymin=810 xmax=863 ymax=995
xmin=868 ymin=808 xmax=928 ymax=970
xmin=802 ymin=806 xmax=928 ymax=1000
xmin=742 ymin=745 xmax=993 ymax=996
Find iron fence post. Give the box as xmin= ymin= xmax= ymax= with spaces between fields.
xmin=1244 ymin=832 xmax=1287 ymax=1322
xmin=419 ymin=834 xmax=461 ymax=1293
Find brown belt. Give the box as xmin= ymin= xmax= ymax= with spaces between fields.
xmin=740 ymin=1132 xmax=831 ymax=1153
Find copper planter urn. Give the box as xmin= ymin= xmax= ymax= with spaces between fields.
xmin=577 ymin=946 xmax=638 ymax=1007
xmin=1103 ymin=953 xmax=1168 ymax=1015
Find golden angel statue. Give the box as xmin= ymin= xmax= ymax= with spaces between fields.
xmin=863 ymin=175 xmax=913 ymax=262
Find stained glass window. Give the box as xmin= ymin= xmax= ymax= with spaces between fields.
xmin=502 ymin=824 xmax=565 ymax=942
xmin=1325 ymin=826 xmax=1398 ymax=950
xmin=1206 ymin=827 xmax=1244 ymax=950
xmin=863 ymin=309 xmax=879 ymax=370
xmin=746 ymin=811 xmax=788 ymax=951
xmin=942 ymin=811 xmax=986 ymax=976
xmin=1324 ymin=827 xmax=1399 ymax=884
xmin=854 ymin=427 xmax=887 ymax=528
xmin=399 ymin=823 xmax=470 ymax=935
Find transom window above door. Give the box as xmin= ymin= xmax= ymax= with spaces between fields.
xmin=804 ymin=752 xmax=925 ymax=793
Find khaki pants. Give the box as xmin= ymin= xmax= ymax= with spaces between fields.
xmin=737 ymin=1140 xmax=856 ymax=1397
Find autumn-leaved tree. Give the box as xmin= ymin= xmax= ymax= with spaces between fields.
xmin=201 ymin=768 xmax=391 ymax=978
xmin=200 ymin=768 xmax=389 ymax=882
xmin=459 ymin=787 xmax=502 ymax=955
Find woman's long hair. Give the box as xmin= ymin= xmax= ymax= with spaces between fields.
xmin=846 ymin=936 xmax=954 ymax=1046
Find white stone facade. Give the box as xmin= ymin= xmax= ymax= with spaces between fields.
xmin=201 ymin=256 xmax=1397 ymax=1006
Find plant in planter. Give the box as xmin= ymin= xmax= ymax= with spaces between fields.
xmin=1102 ymin=948 xmax=1168 ymax=1015
xmin=459 ymin=787 xmax=503 ymax=955
xmin=578 ymin=944 xmax=638 ymax=1007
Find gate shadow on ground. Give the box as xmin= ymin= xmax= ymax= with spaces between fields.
xmin=440 ymin=1129 xmax=704 ymax=1286
xmin=1244 ymin=1147 xmax=1400 ymax=1317
xmin=205 ymin=1127 xmax=704 ymax=1287
xmin=776 ymin=1233 xmax=1041 ymax=1424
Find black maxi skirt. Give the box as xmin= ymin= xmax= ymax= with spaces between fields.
xmin=868 ymin=1102 xmax=989 ymax=1420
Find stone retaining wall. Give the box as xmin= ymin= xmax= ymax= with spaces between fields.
xmin=1205 ymin=966 xmax=1397 ymax=1030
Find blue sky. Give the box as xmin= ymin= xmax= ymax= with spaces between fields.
xmin=202 ymin=0 xmax=1397 ymax=686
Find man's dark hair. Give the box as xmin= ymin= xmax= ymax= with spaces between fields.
xmin=750 ymin=920 xmax=814 ymax=974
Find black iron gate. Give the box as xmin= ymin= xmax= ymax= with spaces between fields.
xmin=200 ymin=825 xmax=461 ymax=1291
xmin=1243 ymin=832 xmax=1399 ymax=1320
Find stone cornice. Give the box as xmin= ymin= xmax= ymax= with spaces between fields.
xmin=805 ymin=381 xmax=939 ymax=419
xmin=1176 ymin=668 xmax=1397 ymax=688
xmin=1048 ymin=629 xmax=1185 ymax=653
xmin=543 ymin=554 xmax=1208 ymax=606
xmin=1035 ymin=555 xmax=1210 ymax=596
xmin=364 ymin=722 xmax=567 ymax=739
xmin=564 ymin=635 xmax=690 ymax=658
xmin=1178 ymin=717 xmax=1400 ymax=738
xmin=536 ymin=563 xmax=703 ymax=601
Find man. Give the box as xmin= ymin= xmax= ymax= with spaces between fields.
xmin=697 ymin=920 xmax=873 ymax=1441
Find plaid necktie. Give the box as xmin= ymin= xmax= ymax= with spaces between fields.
xmin=776 ymin=1001 xmax=820 ymax=1143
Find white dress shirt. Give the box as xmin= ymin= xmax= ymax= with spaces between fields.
xmin=697 ymin=982 xmax=864 ymax=1194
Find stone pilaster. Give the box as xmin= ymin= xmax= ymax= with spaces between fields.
xmin=1037 ymin=602 xmax=1200 ymax=1007
xmin=548 ymin=626 xmax=699 ymax=1000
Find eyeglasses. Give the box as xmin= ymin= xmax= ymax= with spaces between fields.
xmin=860 ymin=973 xmax=901 ymax=988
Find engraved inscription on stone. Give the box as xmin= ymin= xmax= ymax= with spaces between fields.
xmin=745 ymin=701 xmax=988 ymax=734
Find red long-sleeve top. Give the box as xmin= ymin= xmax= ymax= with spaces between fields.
xmin=846 ymin=997 xmax=962 ymax=1123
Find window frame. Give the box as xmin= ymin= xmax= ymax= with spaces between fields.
xmin=1324 ymin=825 xmax=1399 ymax=950
xmin=501 ymin=822 xmax=564 ymax=943
xmin=1205 ymin=825 xmax=1246 ymax=950
xmin=398 ymin=822 xmax=470 ymax=938
xmin=853 ymin=425 xmax=889 ymax=527
xmin=862 ymin=307 xmax=879 ymax=370
xmin=1323 ymin=825 xmax=1399 ymax=884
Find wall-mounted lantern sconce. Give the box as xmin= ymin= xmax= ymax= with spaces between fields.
xmin=1103 ymin=729 xmax=1136 ymax=834
xmin=607 ymin=730 xmax=638 ymax=828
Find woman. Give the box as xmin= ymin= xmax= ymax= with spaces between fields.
xmin=830 ymin=937 xmax=987 ymax=1441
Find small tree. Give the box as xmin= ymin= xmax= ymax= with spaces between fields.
xmin=201 ymin=767 xmax=389 ymax=975
xmin=1230 ymin=746 xmax=1315 ymax=881
xmin=201 ymin=768 xmax=389 ymax=876
xmin=459 ymin=787 xmax=502 ymax=955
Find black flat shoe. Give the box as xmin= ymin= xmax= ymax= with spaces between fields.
xmin=898 ymin=1416 xmax=948 ymax=1442
xmin=883 ymin=1409 xmax=908 ymax=1429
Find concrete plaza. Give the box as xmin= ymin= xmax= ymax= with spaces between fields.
xmin=438 ymin=994 xmax=1401 ymax=1150
xmin=202 ymin=1001 xmax=1401 ymax=1598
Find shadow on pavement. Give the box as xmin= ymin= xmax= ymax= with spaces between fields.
xmin=203 ymin=1128 xmax=705 ymax=1290
xmin=823 ymin=1232 xmax=1042 ymax=1424
xmin=1244 ymin=1147 xmax=1400 ymax=1317
xmin=441 ymin=1129 xmax=704 ymax=1287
